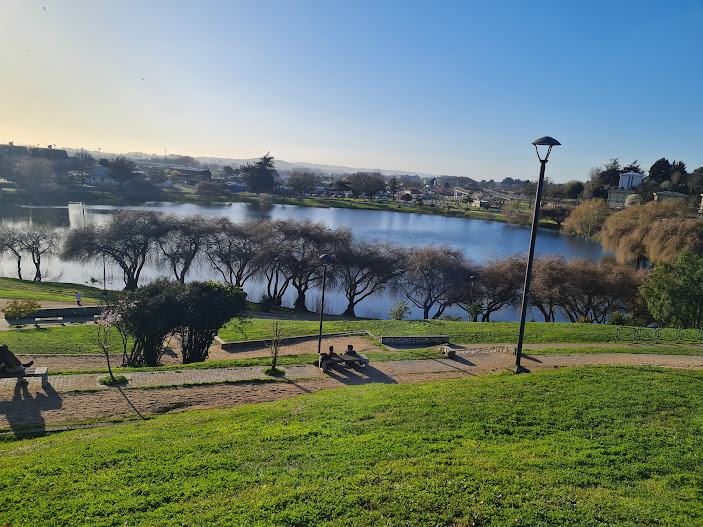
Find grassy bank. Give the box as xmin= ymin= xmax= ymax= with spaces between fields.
xmin=2 ymin=367 xmax=702 ymax=525
xmin=0 ymin=277 xmax=103 ymax=303
xmin=223 ymin=318 xmax=623 ymax=344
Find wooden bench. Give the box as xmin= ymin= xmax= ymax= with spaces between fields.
xmin=318 ymin=353 xmax=369 ymax=373
xmin=0 ymin=367 xmax=49 ymax=388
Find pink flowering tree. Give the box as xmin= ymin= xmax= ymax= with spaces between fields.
xmin=96 ymin=299 xmax=134 ymax=381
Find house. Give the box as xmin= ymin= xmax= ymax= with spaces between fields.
xmin=653 ymin=191 xmax=687 ymax=204
xmin=607 ymin=188 xmax=633 ymax=209
xmin=472 ymin=199 xmax=489 ymax=208
xmin=85 ymin=165 xmax=118 ymax=186
xmin=618 ymin=171 xmax=644 ymax=190
xmin=171 ymin=166 xmax=212 ymax=185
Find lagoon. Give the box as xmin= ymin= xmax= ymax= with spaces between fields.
xmin=0 ymin=202 xmax=608 ymax=320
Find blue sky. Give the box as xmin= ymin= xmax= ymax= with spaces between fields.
xmin=1 ymin=0 xmax=702 ymax=182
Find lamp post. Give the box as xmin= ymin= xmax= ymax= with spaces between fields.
xmin=100 ymin=244 xmax=106 ymax=294
xmin=514 ymin=136 xmax=561 ymax=373
xmin=317 ymin=253 xmax=332 ymax=356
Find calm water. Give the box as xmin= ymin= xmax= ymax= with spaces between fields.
xmin=0 ymin=202 xmax=608 ymax=320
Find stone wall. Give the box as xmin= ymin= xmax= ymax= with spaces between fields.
xmin=380 ymin=335 xmax=449 ymax=346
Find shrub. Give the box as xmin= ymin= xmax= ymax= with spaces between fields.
xmin=389 ymin=300 xmax=411 ymax=320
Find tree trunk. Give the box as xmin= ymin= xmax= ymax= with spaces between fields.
xmin=343 ymin=301 xmax=356 ymax=317
xmin=294 ymin=290 xmax=307 ymax=311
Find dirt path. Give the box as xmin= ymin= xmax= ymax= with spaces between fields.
xmin=2 ymin=344 xmax=703 ymax=433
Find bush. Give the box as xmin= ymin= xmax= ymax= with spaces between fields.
xmin=99 ymin=375 xmax=128 ymax=386
xmin=389 ymin=300 xmax=411 ymax=320
xmin=2 ymin=298 xmax=40 ymax=321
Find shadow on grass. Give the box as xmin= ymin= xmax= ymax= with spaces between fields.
xmin=0 ymin=380 xmax=62 ymax=438
xmin=324 ymin=363 xmax=398 ymax=386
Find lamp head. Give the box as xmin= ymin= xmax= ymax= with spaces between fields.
xmin=532 ymin=136 xmax=561 ymax=162
xmin=320 ymin=253 xmax=332 ymax=263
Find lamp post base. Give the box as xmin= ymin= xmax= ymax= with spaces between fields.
xmin=508 ymin=365 xmax=531 ymax=374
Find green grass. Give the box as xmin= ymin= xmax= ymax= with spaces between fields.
xmin=222 ymin=319 xmax=623 ymax=344
xmin=0 ymin=277 xmax=103 ymax=303
xmin=528 ymin=345 xmax=703 ymax=355
xmin=2 ymin=367 xmax=703 ymax=525
xmin=0 ymin=324 xmax=125 ymax=355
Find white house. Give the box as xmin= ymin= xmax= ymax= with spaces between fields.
xmin=618 ymin=171 xmax=644 ymax=190
xmin=85 ymin=165 xmax=118 ymax=186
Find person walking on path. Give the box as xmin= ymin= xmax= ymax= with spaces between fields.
xmin=75 ymin=291 xmax=82 ymax=306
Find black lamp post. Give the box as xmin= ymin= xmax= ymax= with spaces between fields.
xmin=317 ymin=253 xmax=332 ymax=356
xmin=514 ymin=136 xmax=561 ymax=373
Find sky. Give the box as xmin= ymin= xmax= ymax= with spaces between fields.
xmin=1 ymin=0 xmax=702 ymax=183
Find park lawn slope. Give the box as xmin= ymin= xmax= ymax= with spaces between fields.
xmin=1 ymin=367 xmax=702 ymax=526
xmin=0 ymin=325 xmax=125 ymax=355
xmin=223 ymin=319 xmax=623 ymax=344
xmin=0 ymin=277 xmax=103 ymax=303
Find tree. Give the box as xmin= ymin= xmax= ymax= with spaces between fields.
xmin=147 ymin=167 xmax=169 ymax=184
xmin=556 ymin=259 xmax=646 ymax=324
xmin=175 ymin=280 xmax=247 ymax=363
xmin=14 ymin=158 xmax=58 ymax=190
xmin=274 ymin=220 xmax=350 ymax=310
xmin=474 ymin=256 xmax=523 ymax=321
xmin=346 ymin=172 xmax=386 ymax=199
xmin=644 ymin=218 xmax=703 ymax=266
xmin=17 ymin=224 xmax=60 ymax=281
xmin=540 ymin=204 xmax=573 ymax=228
xmin=287 ymin=169 xmax=321 ymax=196
xmin=388 ymin=176 xmax=398 ymax=196
xmin=222 ymin=165 xmax=236 ymax=178
xmin=562 ymin=198 xmax=609 ymax=237
xmin=0 ymin=226 xmax=24 ymax=279
xmin=205 ymin=218 xmax=263 ymax=288
xmin=119 ymin=279 xmax=183 ymax=366
xmin=641 ymin=251 xmax=703 ymax=328
xmin=62 ymin=210 xmax=165 ymax=290
xmin=195 ymin=181 xmax=227 ymax=202
xmin=647 ymin=158 xmax=672 ymax=185
xmin=158 ymin=215 xmax=208 ymax=283
xmin=399 ymin=246 xmax=472 ymax=319
xmin=108 ymin=156 xmax=138 ymax=187
xmin=335 ymin=241 xmax=405 ymax=316
xmin=239 ymin=153 xmax=276 ymax=193
xmin=529 ymin=255 xmax=568 ymax=322
xmin=70 ymin=149 xmax=96 ymax=173
xmin=600 ymin=201 xmax=688 ymax=266
xmin=622 ymin=160 xmax=643 ymax=174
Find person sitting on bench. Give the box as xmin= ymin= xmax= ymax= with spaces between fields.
xmin=0 ymin=344 xmax=33 ymax=383
xmin=345 ymin=344 xmax=357 ymax=356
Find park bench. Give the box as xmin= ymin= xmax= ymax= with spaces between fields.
xmin=318 ymin=353 xmax=369 ymax=373
xmin=0 ymin=367 xmax=49 ymax=388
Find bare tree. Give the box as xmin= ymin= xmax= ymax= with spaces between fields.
xmin=62 ymin=210 xmax=165 ymax=290
xmin=17 ymin=224 xmax=60 ymax=281
xmin=205 ymin=218 xmax=263 ymax=288
xmin=399 ymin=245 xmax=472 ymax=319
xmin=335 ymin=241 xmax=405 ymax=316
xmin=475 ymin=256 xmax=524 ymax=322
xmin=158 ymin=215 xmax=209 ymax=283
xmin=0 ymin=225 xmax=24 ymax=279
xmin=346 ymin=172 xmax=386 ymax=199
xmin=529 ymin=255 xmax=568 ymax=322
xmin=557 ymin=259 xmax=646 ymax=323
xmin=14 ymin=158 xmax=58 ymax=190
xmin=275 ymin=220 xmax=350 ymax=311
xmin=256 ymin=221 xmax=293 ymax=306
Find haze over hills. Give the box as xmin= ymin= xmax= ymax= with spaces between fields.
xmin=61 ymin=146 xmax=461 ymax=180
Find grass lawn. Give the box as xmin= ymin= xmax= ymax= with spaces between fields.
xmin=528 ymin=345 xmax=703 ymax=355
xmin=0 ymin=277 xmax=103 ymax=303
xmin=0 ymin=324 xmax=123 ymax=355
xmin=222 ymin=318 xmax=624 ymax=344
xmin=1 ymin=367 xmax=702 ymax=526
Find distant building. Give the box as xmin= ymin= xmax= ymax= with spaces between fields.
xmin=85 ymin=165 xmax=118 ymax=186
xmin=618 ymin=171 xmax=644 ymax=190
xmin=171 ymin=166 xmax=212 ymax=185
xmin=607 ymin=188 xmax=633 ymax=209
xmin=472 ymin=199 xmax=489 ymax=208
xmin=653 ymin=191 xmax=687 ymax=204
